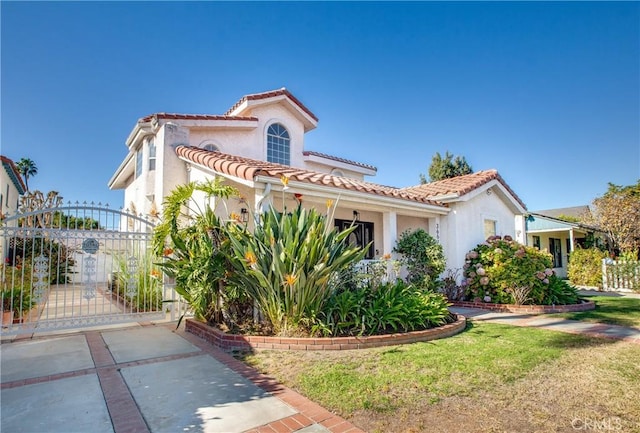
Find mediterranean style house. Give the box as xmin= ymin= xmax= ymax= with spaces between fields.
xmin=1 ymin=155 xmax=27 ymax=260
xmin=1 ymin=155 xmax=26 ymax=224
xmin=108 ymin=88 xmax=527 ymax=274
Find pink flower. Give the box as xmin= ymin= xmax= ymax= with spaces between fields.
xmin=480 ymin=277 xmax=489 ymax=285
xmin=469 ymin=251 xmax=479 ymax=259
xmin=503 ymin=235 xmax=513 ymax=241
xmin=536 ymin=271 xmax=545 ymax=280
xmin=544 ymin=268 xmax=554 ymax=276
xmin=543 ymin=278 xmax=549 ymax=284
xmin=483 ymin=295 xmax=492 ymax=302
xmin=469 ymin=271 xmax=477 ymax=278
xmin=476 ymin=268 xmax=486 ymax=276
xmin=494 ymin=248 xmax=503 ymax=255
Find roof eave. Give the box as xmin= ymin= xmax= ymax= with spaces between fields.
xmin=254 ymin=175 xmax=449 ymax=214
xmin=108 ymin=153 xmax=135 ymax=190
xmin=303 ymin=153 xmax=377 ymax=176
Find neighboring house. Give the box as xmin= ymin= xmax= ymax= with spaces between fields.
xmin=1 ymin=155 xmax=27 ymax=260
xmin=1 ymin=155 xmax=26 ymax=223
xmin=108 ymin=88 xmax=527 ymax=275
xmin=526 ymin=206 xmax=604 ymax=278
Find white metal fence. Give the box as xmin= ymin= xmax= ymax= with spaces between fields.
xmin=602 ymin=258 xmax=640 ymax=292
xmin=1 ymin=204 xmax=187 ymax=335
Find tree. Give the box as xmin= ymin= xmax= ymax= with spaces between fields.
xmin=420 ymin=151 xmax=473 ymax=183
xmin=16 ymin=158 xmax=38 ymax=191
xmin=585 ymin=180 xmax=640 ymax=257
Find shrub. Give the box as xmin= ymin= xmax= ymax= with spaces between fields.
xmin=463 ymin=236 xmax=579 ymax=305
xmin=113 ymin=252 xmax=163 ymax=312
xmin=393 ymin=229 xmax=445 ymax=291
xmin=226 ymin=204 xmax=366 ymax=336
xmin=316 ymin=280 xmax=452 ymax=337
xmin=568 ymin=247 xmax=608 ymax=288
xmin=153 ymin=180 xmax=238 ymax=323
xmin=1 ymin=287 xmax=35 ymax=318
xmin=9 ymin=237 xmax=75 ymax=284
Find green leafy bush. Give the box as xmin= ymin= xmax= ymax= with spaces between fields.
xmin=568 ymin=247 xmax=608 ymax=288
xmin=463 ymin=236 xmax=579 ymax=305
xmin=113 ymin=252 xmax=163 ymax=312
xmin=153 ymin=180 xmax=239 ymax=323
xmin=226 ymin=204 xmax=366 ymax=336
xmin=393 ymin=229 xmax=445 ymax=290
xmin=317 ymin=281 xmax=452 ymax=337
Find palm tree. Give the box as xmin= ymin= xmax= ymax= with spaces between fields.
xmin=17 ymin=158 xmax=38 ymax=190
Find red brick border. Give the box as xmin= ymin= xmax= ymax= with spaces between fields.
xmin=185 ymin=315 xmax=466 ymax=352
xmin=451 ymin=300 xmax=595 ymax=314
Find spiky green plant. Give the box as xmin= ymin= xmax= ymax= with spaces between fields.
xmin=226 ymin=204 xmax=366 ymax=335
xmin=152 ymin=179 xmax=238 ymax=322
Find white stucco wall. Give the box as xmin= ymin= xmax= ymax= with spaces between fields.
xmin=442 ymin=189 xmax=519 ymax=275
xmin=0 ymin=169 xmax=21 ymax=221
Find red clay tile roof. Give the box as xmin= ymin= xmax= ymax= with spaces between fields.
xmin=139 ymin=113 xmax=257 ymax=123
xmin=1 ymin=155 xmax=27 ymax=194
xmin=402 ymin=170 xmax=527 ymax=210
xmin=224 ymin=88 xmax=319 ymax=121
xmin=303 ymin=151 xmax=377 ymax=171
xmin=175 ymin=146 xmax=445 ymax=207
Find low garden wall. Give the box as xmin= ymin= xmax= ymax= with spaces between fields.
xmin=185 ymin=314 xmax=467 ymax=351
xmin=451 ymin=300 xmax=595 ymax=314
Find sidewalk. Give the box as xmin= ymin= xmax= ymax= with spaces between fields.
xmin=1 ymin=323 xmax=364 ymax=433
xmin=449 ymin=306 xmax=640 ymax=344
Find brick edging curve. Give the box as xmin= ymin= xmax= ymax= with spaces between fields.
xmin=185 ymin=314 xmax=467 ymax=351
xmin=451 ymin=300 xmax=596 ymax=314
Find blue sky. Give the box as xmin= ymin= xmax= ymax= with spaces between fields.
xmin=2 ymin=1 xmax=638 ymax=211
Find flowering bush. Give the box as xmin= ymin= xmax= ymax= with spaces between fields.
xmin=393 ymin=229 xmax=445 ymax=291
xmin=463 ymin=236 xmax=579 ymax=305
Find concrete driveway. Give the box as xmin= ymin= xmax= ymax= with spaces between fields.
xmin=1 ymin=323 xmax=363 ymax=433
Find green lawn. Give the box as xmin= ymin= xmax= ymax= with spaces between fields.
xmin=552 ymin=295 xmax=640 ymax=328
xmin=239 ymin=323 xmax=640 ymax=432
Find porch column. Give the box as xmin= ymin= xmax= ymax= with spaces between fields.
xmin=382 ymin=211 xmax=397 ymax=257
xmin=569 ymin=227 xmax=575 ymax=252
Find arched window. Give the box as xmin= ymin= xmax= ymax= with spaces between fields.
xmin=267 ymin=123 xmax=290 ymax=165
xmin=203 ymin=143 xmax=220 ymax=152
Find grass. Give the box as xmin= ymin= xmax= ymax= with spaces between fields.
xmin=551 ymin=295 xmax=640 ymax=328
xmin=238 ymin=322 xmax=640 ymax=433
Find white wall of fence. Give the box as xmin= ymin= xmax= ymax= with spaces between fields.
xmin=602 ymin=259 xmax=640 ymax=292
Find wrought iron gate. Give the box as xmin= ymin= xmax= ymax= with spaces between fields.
xmin=1 ymin=203 xmax=182 ymax=335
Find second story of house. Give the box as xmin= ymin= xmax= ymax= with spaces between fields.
xmin=1 ymin=155 xmax=27 ymax=222
xmin=108 ymin=88 xmax=377 ymax=215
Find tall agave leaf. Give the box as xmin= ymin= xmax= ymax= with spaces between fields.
xmin=226 ymin=204 xmax=366 ymax=335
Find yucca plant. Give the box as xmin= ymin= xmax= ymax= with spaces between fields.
xmin=112 ymin=250 xmax=163 ymax=311
xmin=152 ymin=179 xmax=238 ymax=322
xmin=226 ymin=204 xmax=366 ymax=335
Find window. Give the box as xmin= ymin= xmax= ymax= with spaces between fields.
xmin=148 ymin=140 xmax=156 ymax=171
xmin=5 ymin=184 xmax=9 ymax=207
xmin=335 ymin=219 xmax=375 ymax=259
xmin=135 ymin=147 xmax=143 ymax=178
xmin=549 ymin=238 xmax=562 ymax=268
xmin=532 ymin=235 xmax=541 ymax=250
xmin=483 ymin=219 xmax=496 ymax=240
xmin=267 ymin=123 xmax=290 ymax=165
xmin=203 ymin=143 xmax=219 ymax=152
